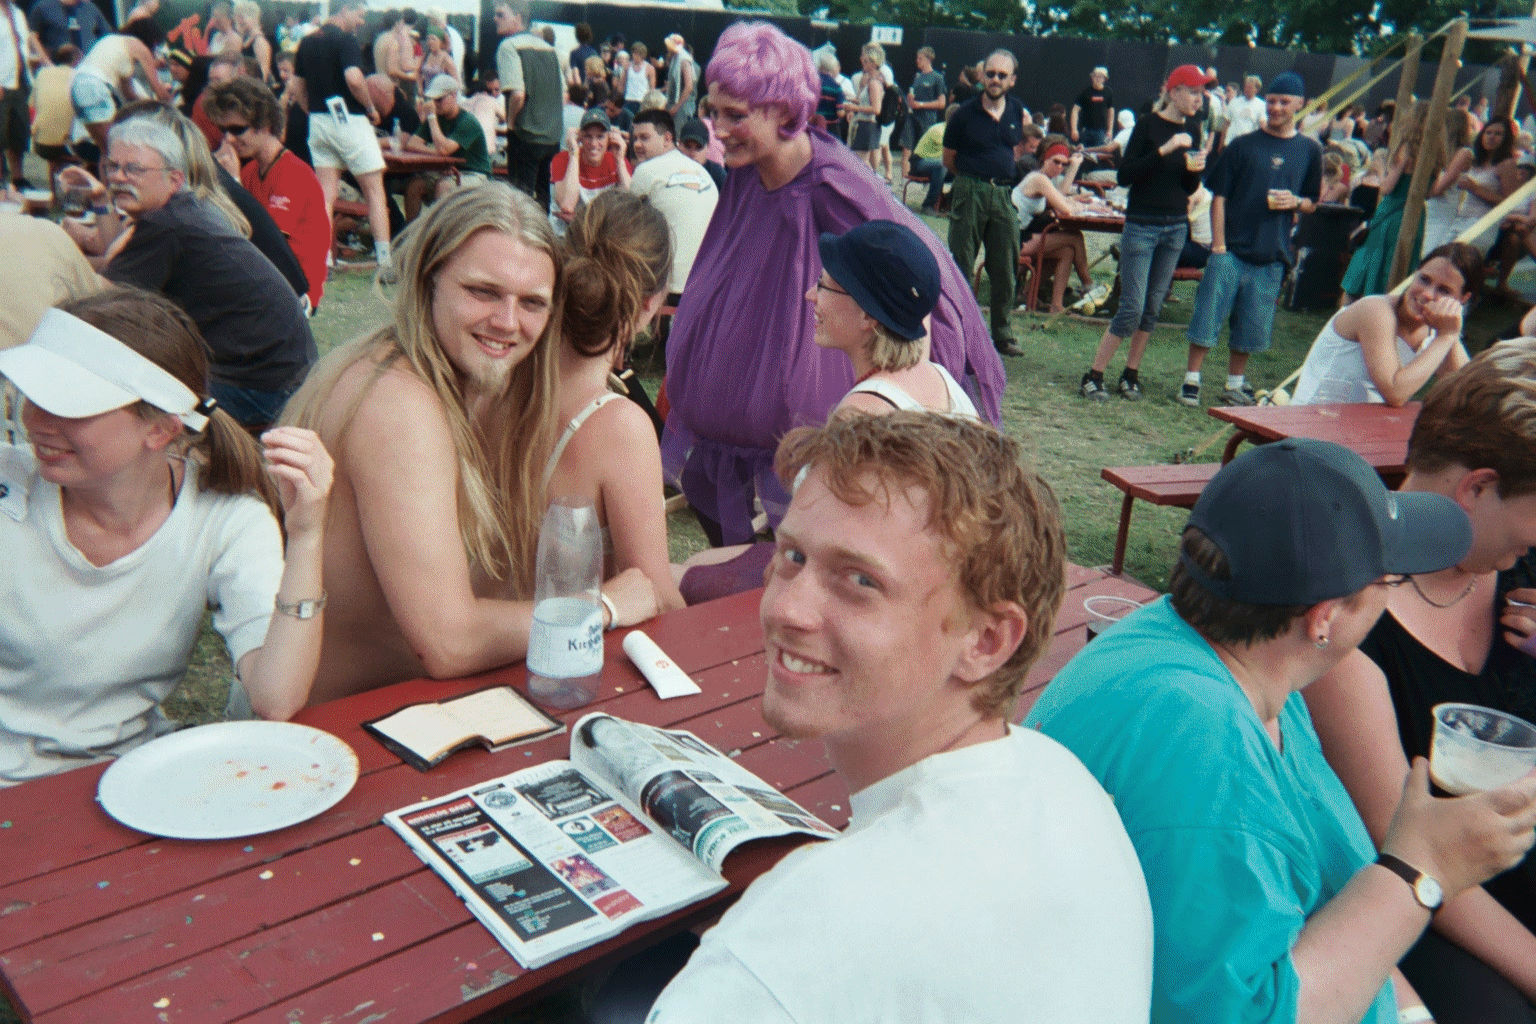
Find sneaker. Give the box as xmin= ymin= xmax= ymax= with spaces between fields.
xmin=1220 ymin=384 xmax=1258 ymax=406
xmin=1118 ymin=375 xmax=1143 ymax=401
xmin=1177 ymin=382 xmax=1201 ymax=407
xmin=1080 ymin=375 xmax=1109 ymax=402
xmin=995 ymin=337 xmax=1024 ymax=358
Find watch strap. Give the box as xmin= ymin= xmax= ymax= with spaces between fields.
xmin=276 ymin=593 xmax=327 ymax=619
xmin=1375 ymin=853 xmax=1440 ymax=910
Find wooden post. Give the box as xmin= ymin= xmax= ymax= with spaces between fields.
xmin=1498 ymin=1 xmax=1536 ymax=120
xmin=1388 ymin=34 xmax=1422 ymax=144
xmin=1389 ymin=19 xmax=1468 ymax=289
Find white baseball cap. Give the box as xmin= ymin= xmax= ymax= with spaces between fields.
xmin=0 ymin=308 xmax=210 ymax=430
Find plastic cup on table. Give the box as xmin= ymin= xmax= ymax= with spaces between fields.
xmin=1084 ymin=595 xmax=1143 ymax=642
xmin=1428 ymin=702 xmax=1536 ymax=795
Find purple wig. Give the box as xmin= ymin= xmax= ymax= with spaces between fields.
xmin=705 ymin=21 xmax=819 ymax=139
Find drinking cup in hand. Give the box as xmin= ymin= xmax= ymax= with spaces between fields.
xmin=1429 ymin=702 xmax=1536 ymax=795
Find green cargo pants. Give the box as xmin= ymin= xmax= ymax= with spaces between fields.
xmin=946 ymin=174 xmax=1019 ymax=346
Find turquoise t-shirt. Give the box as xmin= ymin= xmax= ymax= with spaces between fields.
xmin=1025 ymin=597 xmax=1395 ymax=1024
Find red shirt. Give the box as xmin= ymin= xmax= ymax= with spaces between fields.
xmin=241 ymin=148 xmax=329 ymax=309
xmin=548 ymin=149 xmax=632 ymax=213
xmin=190 ymin=93 xmax=224 ymax=152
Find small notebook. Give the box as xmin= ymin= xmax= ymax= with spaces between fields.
xmin=364 ymin=686 xmax=565 ymax=771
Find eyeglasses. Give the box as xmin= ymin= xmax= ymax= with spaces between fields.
xmin=219 ymin=123 xmax=253 ymax=136
xmin=815 ymin=279 xmax=850 ymax=296
xmin=102 ymin=160 xmax=171 ymax=178
xmin=983 ymin=70 xmax=1011 ymax=80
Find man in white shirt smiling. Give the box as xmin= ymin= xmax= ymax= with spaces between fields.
xmin=632 ymin=413 xmax=1154 ymax=1024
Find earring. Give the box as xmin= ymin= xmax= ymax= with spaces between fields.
xmin=1314 ymin=636 xmax=1330 ymax=650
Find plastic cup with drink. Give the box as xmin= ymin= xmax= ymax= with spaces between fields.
xmin=1084 ymin=595 xmax=1143 ymax=642
xmin=1428 ymin=702 xmax=1536 ymax=795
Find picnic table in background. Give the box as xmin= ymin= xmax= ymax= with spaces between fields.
xmin=382 ymin=149 xmax=466 ymax=177
xmin=1209 ymin=401 xmax=1418 ymax=484
xmin=0 ymin=566 xmax=1154 ymax=1024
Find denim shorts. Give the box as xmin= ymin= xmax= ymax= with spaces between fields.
xmin=69 ymin=72 xmax=119 ymax=126
xmin=1110 ymin=217 xmax=1187 ymax=338
xmin=1185 ymin=251 xmax=1285 ymax=354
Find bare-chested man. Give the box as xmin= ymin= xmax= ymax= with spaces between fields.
xmin=283 ymin=183 xmax=658 ymax=702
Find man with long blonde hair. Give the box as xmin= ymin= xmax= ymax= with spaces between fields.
xmin=282 ymin=184 xmax=658 ymax=703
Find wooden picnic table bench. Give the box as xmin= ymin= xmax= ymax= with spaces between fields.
xmin=1100 ymin=463 xmax=1221 ymax=576
xmin=0 ymin=566 xmax=1155 ymax=1024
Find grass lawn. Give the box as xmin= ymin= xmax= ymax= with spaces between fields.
xmin=5 ymin=206 xmax=1526 ymax=1024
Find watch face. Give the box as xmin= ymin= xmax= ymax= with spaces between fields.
xmin=1415 ymin=875 xmax=1443 ymax=910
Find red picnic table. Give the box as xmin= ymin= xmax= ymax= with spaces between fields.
xmin=0 ymin=566 xmax=1155 ymax=1024
xmin=382 ymin=149 xmax=466 ymax=176
xmin=1209 ymin=401 xmax=1419 ymax=484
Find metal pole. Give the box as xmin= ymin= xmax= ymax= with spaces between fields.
xmin=1389 ymin=19 xmax=1468 ymax=289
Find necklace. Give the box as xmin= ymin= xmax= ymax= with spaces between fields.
xmin=1409 ymin=573 xmax=1477 ymax=609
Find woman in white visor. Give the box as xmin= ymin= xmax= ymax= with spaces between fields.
xmin=0 ymin=286 xmax=333 ymax=787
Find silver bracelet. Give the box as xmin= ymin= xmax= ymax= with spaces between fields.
xmin=600 ymin=592 xmax=618 ymax=631
xmin=276 ymin=593 xmax=327 ymax=619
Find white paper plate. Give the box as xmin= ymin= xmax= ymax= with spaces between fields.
xmin=97 ymin=721 xmax=359 ymax=839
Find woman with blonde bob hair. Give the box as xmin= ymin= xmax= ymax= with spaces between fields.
xmin=284 ymin=184 xmax=658 ymax=701
xmin=1307 ymin=338 xmax=1536 ymax=1023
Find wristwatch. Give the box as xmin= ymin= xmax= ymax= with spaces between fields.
xmin=1375 ymin=853 xmax=1443 ymax=912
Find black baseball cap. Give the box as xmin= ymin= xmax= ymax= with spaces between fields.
xmin=816 ymin=220 xmax=941 ymax=342
xmin=678 ymin=118 xmax=710 ymax=150
xmin=1181 ymin=439 xmax=1471 ymax=605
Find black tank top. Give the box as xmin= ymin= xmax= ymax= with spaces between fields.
xmin=1359 ymin=551 xmax=1536 ymax=930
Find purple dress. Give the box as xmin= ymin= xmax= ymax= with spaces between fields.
xmin=662 ymin=127 xmax=1005 ymax=544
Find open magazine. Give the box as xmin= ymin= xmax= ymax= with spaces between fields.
xmin=383 ymin=712 xmax=838 ymax=969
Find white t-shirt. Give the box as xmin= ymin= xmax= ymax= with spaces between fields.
xmin=0 ymin=446 xmax=283 ymax=786
xmin=646 ymin=726 xmax=1154 ymax=1023
xmin=629 ymin=146 xmax=719 ymax=294
xmin=1224 ymin=95 xmax=1267 ymax=145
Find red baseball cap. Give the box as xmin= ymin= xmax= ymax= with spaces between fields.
xmin=1166 ymin=65 xmax=1215 ymax=92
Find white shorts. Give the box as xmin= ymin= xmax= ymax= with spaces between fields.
xmin=308 ymin=112 xmax=386 ymax=175
xmin=880 ymin=122 xmax=894 ymax=147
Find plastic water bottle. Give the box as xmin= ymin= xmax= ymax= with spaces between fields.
xmin=390 ymin=118 xmax=402 ymax=153
xmin=526 ymin=502 xmax=606 ymax=709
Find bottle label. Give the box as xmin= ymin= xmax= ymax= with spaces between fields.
xmin=527 ymin=597 xmax=604 ymax=677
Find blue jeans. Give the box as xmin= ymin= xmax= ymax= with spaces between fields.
xmin=908 ymin=156 xmax=948 ymax=209
xmin=210 ymin=380 xmax=296 ymax=430
xmin=1080 ymin=128 xmax=1107 ymax=148
xmin=1110 ymin=218 xmax=1187 ymax=338
xmin=1185 ymin=251 xmax=1285 ymax=353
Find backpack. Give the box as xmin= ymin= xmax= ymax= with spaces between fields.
xmin=877 ymin=81 xmax=898 ymax=126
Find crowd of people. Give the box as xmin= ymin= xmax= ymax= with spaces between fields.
xmin=7 ymin=7 xmax=1536 ymax=1024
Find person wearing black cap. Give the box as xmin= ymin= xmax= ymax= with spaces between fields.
xmin=677 ymin=117 xmax=726 ymax=190
xmin=1029 ymin=438 xmax=1536 ymax=1024
xmin=1180 ymin=70 xmax=1323 ymax=408
xmin=675 ymin=219 xmax=975 ymax=606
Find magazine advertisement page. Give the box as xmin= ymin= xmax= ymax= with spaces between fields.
xmin=384 ymin=759 xmax=725 ymax=969
xmin=569 ymin=713 xmax=838 ymax=872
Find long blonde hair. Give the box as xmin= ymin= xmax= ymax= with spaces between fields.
xmin=283 ymin=185 xmax=561 ymax=590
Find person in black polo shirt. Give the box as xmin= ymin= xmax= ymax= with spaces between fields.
xmin=944 ymin=48 xmax=1026 ymax=357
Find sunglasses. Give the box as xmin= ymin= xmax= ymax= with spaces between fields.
xmin=220 ymin=123 xmax=254 ymax=136
xmin=983 ymin=70 xmax=1010 ymax=80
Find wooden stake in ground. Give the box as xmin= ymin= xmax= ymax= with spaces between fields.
xmin=1389 ymin=19 xmax=1468 ymax=290
xmin=1388 ymin=34 xmax=1423 ymax=149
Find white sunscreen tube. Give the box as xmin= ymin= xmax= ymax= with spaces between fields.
xmin=622 ymin=630 xmax=703 ymax=699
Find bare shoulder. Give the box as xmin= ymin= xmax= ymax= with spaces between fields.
xmin=1335 ymin=294 xmax=1394 ymax=339
xmin=324 ymin=351 xmax=460 ymax=474
xmin=566 ymin=393 xmax=657 ymax=463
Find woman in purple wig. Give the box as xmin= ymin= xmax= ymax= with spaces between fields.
xmin=661 ymin=21 xmax=1004 ymax=546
